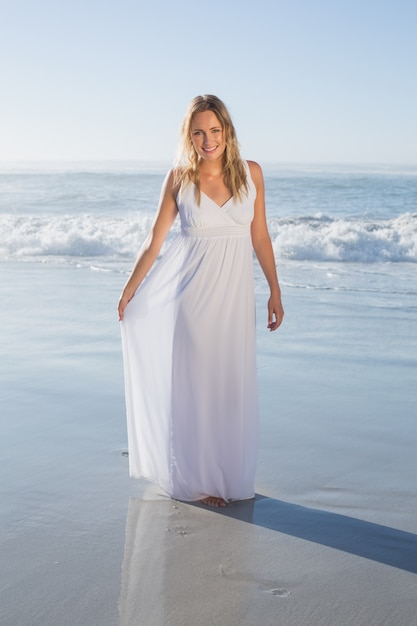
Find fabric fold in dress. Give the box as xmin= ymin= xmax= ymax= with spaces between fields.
xmin=121 ymin=163 xmax=259 ymax=502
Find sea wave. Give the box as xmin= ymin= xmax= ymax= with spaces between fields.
xmin=0 ymin=214 xmax=157 ymax=259
xmin=270 ymin=213 xmax=417 ymax=263
xmin=1 ymin=213 xmax=416 ymax=263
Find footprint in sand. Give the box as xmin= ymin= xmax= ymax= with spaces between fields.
xmin=219 ymin=564 xmax=291 ymax=598
xmin=166 ymin=526 xmax=188 ymax=536
xmin=266 ymin=588 xmax=291 ymax=598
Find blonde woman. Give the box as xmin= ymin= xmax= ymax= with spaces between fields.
xmin=118 ymin=95 xmax=284 ymax=507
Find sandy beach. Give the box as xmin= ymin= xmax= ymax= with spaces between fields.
xmin=1 ymin=259 xmax=416 ymax=626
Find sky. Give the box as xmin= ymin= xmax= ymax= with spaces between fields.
xmin=1 ymin=0 xmax=417 ymax=164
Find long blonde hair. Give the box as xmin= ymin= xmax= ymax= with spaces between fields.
xmin=174 ymin=95 xmax=248 ymax=204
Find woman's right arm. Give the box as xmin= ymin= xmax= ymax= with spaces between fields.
xmin=118 ymin=169 xmax=179 ymax=320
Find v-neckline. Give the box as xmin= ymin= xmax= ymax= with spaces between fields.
xmin=199 ymin=187 xmax=233 ymax=209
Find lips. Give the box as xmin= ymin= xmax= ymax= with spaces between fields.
xmin=203 ymin=146 xmax=217 ymax=153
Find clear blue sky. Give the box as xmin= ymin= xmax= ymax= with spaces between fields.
xmin=1 ymin=0 xmax=416 ymax=164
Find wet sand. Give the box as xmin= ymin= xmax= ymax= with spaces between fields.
xmin=1 ymin=262 xmax=416 ymax=625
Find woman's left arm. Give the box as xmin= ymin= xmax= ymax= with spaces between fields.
xmin=248 ymin=160 xmax=284 ymax=331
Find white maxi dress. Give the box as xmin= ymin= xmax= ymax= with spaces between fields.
xmin=121 ymin=164 xmax=259 ymax=502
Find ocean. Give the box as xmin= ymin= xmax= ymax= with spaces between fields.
xmin=1 ymin=161 xmax=416 ymax=270
xmin=2 ymin=160 xmax=416 ymax=334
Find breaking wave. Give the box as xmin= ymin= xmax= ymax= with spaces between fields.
xmin=1 ymin=212 xmax=416 ymax=263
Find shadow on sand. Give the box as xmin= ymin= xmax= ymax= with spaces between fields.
xmin=193 ymin=494 xmax=417 ymax=575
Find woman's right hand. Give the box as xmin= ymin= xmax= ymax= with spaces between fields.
xmin=118 ymin=292 xmax=132 ymax=321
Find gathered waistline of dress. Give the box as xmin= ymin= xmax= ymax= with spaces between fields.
xmin=181 ymin=224 xmax=251 ymax=238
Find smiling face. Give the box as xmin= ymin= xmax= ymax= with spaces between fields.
xmin=190 ymin=110 xmax=226 ymax=162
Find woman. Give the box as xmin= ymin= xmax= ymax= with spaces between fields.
xmin=118 ymin=95 xmax=284 ymax=507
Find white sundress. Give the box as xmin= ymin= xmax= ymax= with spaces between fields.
xmin=121 ymin=163 xmax=259 ymax=502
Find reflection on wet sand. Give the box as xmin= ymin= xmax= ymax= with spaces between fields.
xmin=118 ymin=496 xmax=260 ymax=626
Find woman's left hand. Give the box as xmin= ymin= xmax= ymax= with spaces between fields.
xmin=267 ymin=293 xmax=284 ymax=331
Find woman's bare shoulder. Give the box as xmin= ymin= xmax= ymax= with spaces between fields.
xmin=246 ymin=160 xmax=264 ymax=185
xmin=161 ymin=167 xmax=182 ymax=196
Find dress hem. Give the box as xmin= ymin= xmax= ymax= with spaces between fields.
xmin=130 ymin=472 xmax=255 ymax=504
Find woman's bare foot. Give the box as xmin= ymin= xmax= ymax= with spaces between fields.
xmin=201 ymin=496 xmax=227 ymax=507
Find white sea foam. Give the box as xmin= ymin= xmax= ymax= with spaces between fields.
xmin=0 ymin=214 xmax=157 ymax=260
xmin=1 ymin=212 xmax=416 ymax=264
xmin=271 ymin=213 xmax=417 ymax=263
